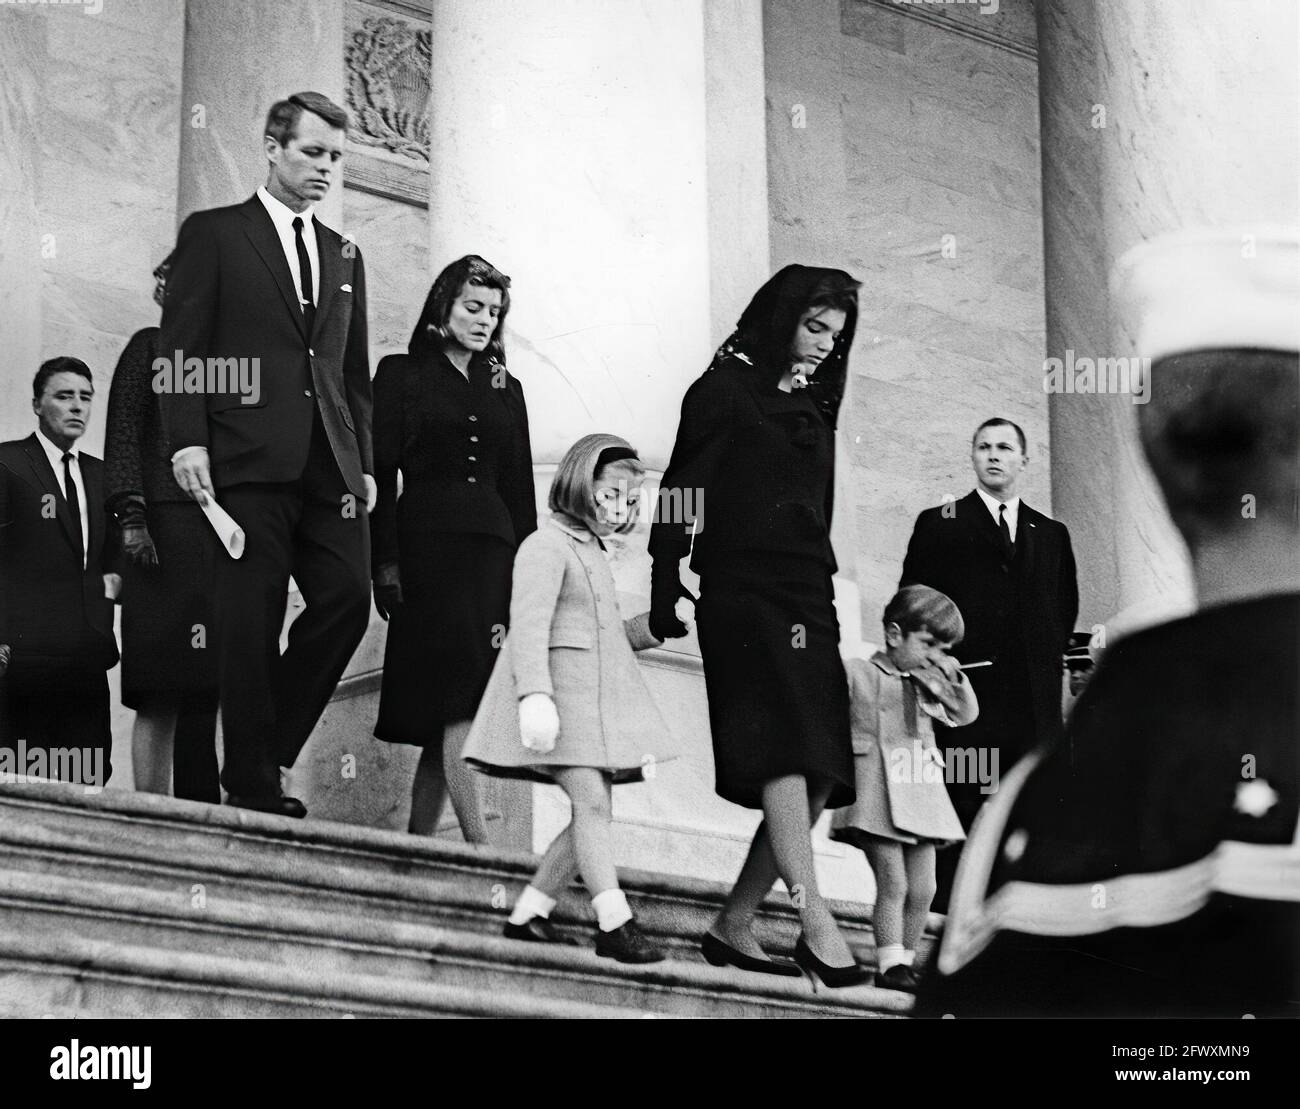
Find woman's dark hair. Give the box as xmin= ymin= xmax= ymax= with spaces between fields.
xmin=409 ymin=254 xmax=512 ymax=365
xmin=722 ymin=265 xmax=861 ymax=428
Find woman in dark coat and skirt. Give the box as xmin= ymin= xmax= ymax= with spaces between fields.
xmin=371 ymin=255 xmax=537 ymax=840
xmin=648 ymin=265 xmax=869 ymax=986
xmin=104 ymin=257 xmax=220 ymax=803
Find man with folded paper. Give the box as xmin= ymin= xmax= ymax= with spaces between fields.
xmin=924 ymin=229 xmax=1300 ymax=1017
xmin=160 ymin=92 xmax=375 ymax=819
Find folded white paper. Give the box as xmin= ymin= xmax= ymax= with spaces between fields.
xmin=201 ymin=497 xmax=246 ymax=559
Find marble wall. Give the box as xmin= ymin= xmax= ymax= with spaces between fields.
xmin=0 ymin=0 xmax=186 ymax=451
xmin=764 ymin=0 xmax=1050 ymax=632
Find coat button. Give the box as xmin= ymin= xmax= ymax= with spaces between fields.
xmin=467 ymin=476 xmax=477 ymax=483
xmin=469 ymin=435 xmax=479 ymax=443
xmin=308 ymin=348 xmax=315 ymax=357
xmin=468 ymin=414 xmax=478 ymax=422
xmin=468 ymin=456 xmax=477 ymax=462
xmin=304 ymin=389 xmax=313 ymax=397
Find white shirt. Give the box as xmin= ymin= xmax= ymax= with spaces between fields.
xmin=35 ymin=428 xmax=89 ymax=569
xmin=976 ymin=486 xmax=1020 ymax=543
xmin=256 ymin=185 xmax=319 ymax=308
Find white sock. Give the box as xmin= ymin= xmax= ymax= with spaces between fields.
xmin=877 ymin=944 xmax=906 ymax=972
xmin=591 ymin=888 xmax=633 ymax=932
xmin=508 ymin=885 xmax=556 ymax=926
xmin=899 ymin=949 xmax=916 ymax=967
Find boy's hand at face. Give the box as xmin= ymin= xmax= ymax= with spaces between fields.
xmin=930 ymin=652 xmax=963 ymax=682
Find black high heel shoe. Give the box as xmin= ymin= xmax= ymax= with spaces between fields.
xmin=701 ymin=931 xmax=802 ymax=978
xmin=793 ymin=934 xmax=871 ymax=988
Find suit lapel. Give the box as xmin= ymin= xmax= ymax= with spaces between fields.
xmin=238 ymin=197 xmax=308 ymax=340
xmin=313 ymin=222 xmax=341 ymax=339
xmin=1015 ymin=501 xmax=1039 ymax=576
xmin=961 ymin=491 xmax=1004 ymax=556
xmin=20 ymin=435 xmax=80 ymax=558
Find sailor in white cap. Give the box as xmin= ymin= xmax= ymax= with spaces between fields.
xmin=920 ymin=228 xmax=1300 ymax=1017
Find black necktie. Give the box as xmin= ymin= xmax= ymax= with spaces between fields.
xmin=292 ymin=216 xmax=315 ymax=336
xmin=998 ymin=503 xmax=1015 ymax=558
xmin=63 ymin=451 xmax=85 ymax=567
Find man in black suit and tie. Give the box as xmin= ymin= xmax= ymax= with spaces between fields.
xmin=0 ymin=358 xmax=119 ymax=786
xmin=161 ymin=92 xmax=374 ymax=818
xmin=899 ymin=418 xmax=1078 ymax=906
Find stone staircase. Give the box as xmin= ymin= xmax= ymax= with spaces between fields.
xmin=0 ymin=782 xmax=928 ymax=1018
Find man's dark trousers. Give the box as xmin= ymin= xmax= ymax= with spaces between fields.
xmin=215 ymin=415 xmax=370 ymax=799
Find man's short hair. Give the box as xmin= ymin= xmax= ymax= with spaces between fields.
xmin=265 ymin=91 xmax=349 ymax=146
xmin=1139 ymin=348 xmax=1298 ymax=545
xmin=33 ymin=356 xmax=93 ymax=400
xmin=972 ymin=417 xmax=1027 ymax=455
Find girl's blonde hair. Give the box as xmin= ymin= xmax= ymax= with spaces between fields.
xmin=549 ymin=433 xmax=646 ymax=534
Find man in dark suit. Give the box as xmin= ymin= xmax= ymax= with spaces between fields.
xmin=0 ymin=358 xmax=119 ymax=787
xmin=899 ymin=418 xmax=1078 ymax=906
xmin=161 ymin=91 xmax=374 ymax=818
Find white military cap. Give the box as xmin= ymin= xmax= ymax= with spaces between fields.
xmin=1111 ymin=228 xmax=1300 ymax=361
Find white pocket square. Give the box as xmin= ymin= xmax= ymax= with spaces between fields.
xmin=340 ymin=284 xmax=352 ymax=293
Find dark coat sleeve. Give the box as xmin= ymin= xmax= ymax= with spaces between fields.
xmin=158 ymin=211 xmax=218 ymax=455
xmin=343 ymin=247 xmax=374 ymax=476
xmin=0 ymin=456 xmax=11 ymax=646
xmin=1057 ymin=523 xmax=1079 ymax=647
xmin=104 ymin=329 xmax=157 ymax=512
xmin=499 ymin=373 xmax=538 ymax=546
xmin=648 ymin=370 xmax=734 ymax=565
xmin=370 ymin=355 xmax=403 ymax=575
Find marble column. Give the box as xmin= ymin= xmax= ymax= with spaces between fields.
xmin=426 ymin=0 xmax=712 ymax=471
xmin=176 ymin=0 xmax=346 ymax=228
xmin=1036 ymin=0 xmax=1299 ymax=635
xmin=0 ymin=15 xmax=45 ymax=445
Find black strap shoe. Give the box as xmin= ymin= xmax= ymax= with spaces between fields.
xmin=595 ymin=918 xmax=666 ymax=964
xmin=874 ymin=964 xmax=920 ymax=993
xmin=226 ymin=794 xmax=307 ymax=819
xmin=503 ymin=918 xmax=580 ymax=945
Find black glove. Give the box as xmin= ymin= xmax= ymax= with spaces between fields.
xmin=649 ymin=561 xmax=696 ymax=641
xmin=373 ymin=562 xmax=404 ymax=621
xmin=115 ymin=495 xmax=159 ymax=569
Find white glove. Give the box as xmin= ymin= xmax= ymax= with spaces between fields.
xmin=519 ymin=693 xmax=559 ymax=754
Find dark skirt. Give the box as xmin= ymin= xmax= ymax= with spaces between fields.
xmin=119 ymin=501 xmax=219 ymax=709
xmin=695 ymin=557 xmax=854 ymax=809
xmin=374 ymin=531 xmax=514 ymax=745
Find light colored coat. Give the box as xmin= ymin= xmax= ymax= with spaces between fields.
xmin=830 ymin=652 xmax=978 ymax=846
xmin=463 ymin=514 xmax=679 ymax=782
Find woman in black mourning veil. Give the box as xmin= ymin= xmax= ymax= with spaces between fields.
xmin=649 ymin=264 xmax=869 ymax=986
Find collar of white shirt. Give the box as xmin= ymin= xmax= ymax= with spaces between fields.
xmin=975 ymin=487 xmax=1020 ymax=535
xmin=35 ymin=427 xmax=79 ymax=469
xmin=256 ymin=185 xmax=315 ymax=235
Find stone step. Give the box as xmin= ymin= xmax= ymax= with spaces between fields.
xmin=0 ymin=783 xmax=939 ymax=968
xmin=0 ymin=868 xmax=910 ymax=1018
xmin=0 ymin=930 xmax=658 ymax=1019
